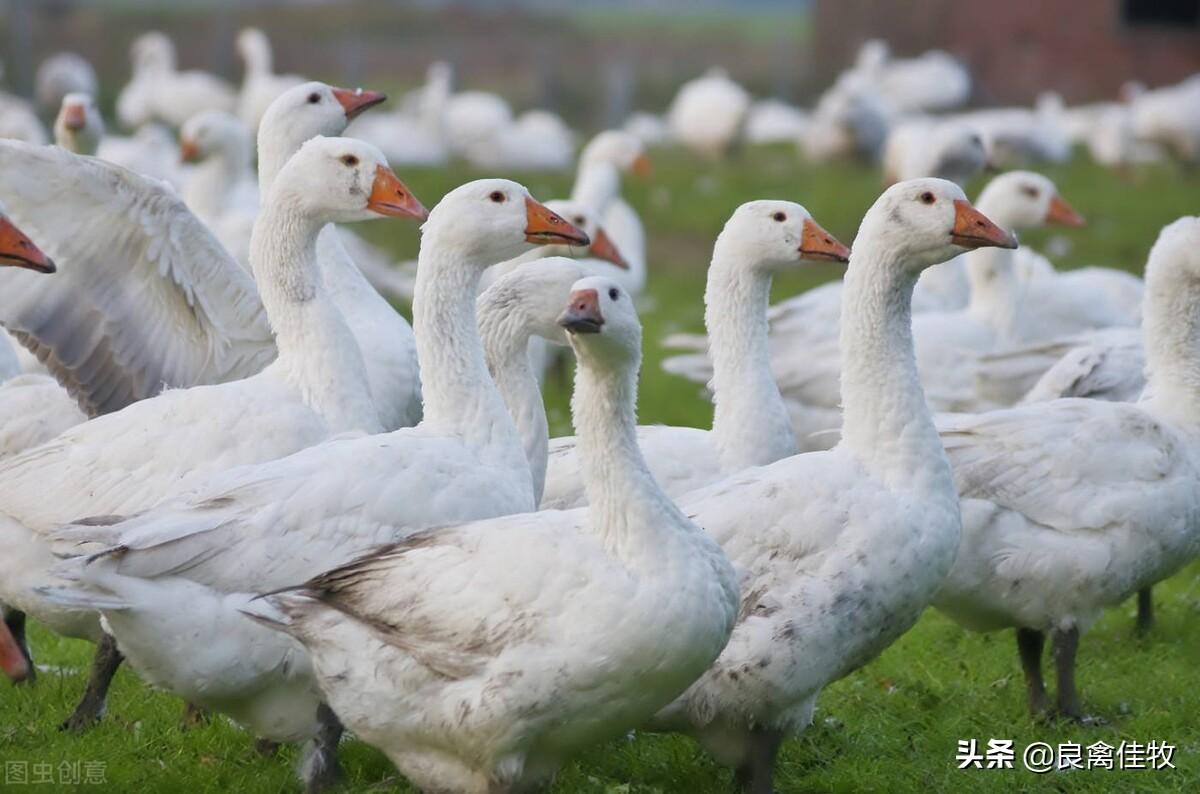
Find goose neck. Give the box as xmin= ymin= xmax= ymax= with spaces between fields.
xmin=964 ymin=246 xmax=1022 ymax=330
xmin=412 ymin=228 xmax=531 ymax=479
xmin=573 ymin=351 xmax=690 ymax=567
xmin=478 ymin=297 xmax=548 ymax=502
xmin=706 ymin=240 xmax=797 ymax=470
xmin=570 ymin=161 xmax=620 ymax=212
xmin=838 ymin=241 xmax=953 ymax=491
xmin=185 ymin=152 xmax=245 ymax=220
xmin=1143 ymin=269 xmax=1200 ymax=424
xmin=251 ymin=197 xmax=381 ymax=434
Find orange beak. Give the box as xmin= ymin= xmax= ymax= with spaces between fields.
xmin=558 ymin=288 xmax=604 ymax=334
xmin=179 ymin=138 xmax=201 ymax=163
xmin=332 ymin=87 xmax=386 ymax=121
xmin=631 ymin=153 xmax=652 ymax=178
xmin=588 ymin=226 xmax=628 ymax=269
xmin=799 ymin=218 xmax=851 ymax=263
xmin=0 ymin=620 xmax=30 ymax=683
xmin=62 ymin=103 xmax=87 ymax=132
xmin=951 ymin=199 xmax=1018 ymax=250
xmin=0 ymin=216 xmax=55 ymax=274
xmin=1045 ymin=193 xmax=1086 ymax=228
xmin=367 ymin=164 xmax=428 ymax=221
xmin=525 ymin=196 xmax=590 ymax=247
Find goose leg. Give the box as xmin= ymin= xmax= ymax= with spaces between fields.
xmin=733 ymin=727 xmax=784 ymax=794
xmin=180 ymin=701 xmax=211 ymax=730
xmin=301 ymin=703 xmax=344 ymax=794
xmin=1016 ymin=628 xmax=1049 ymax=718
xmin=4 ymin=608 xmax=35 ymax=684
xmin=59 ymin=633 xmax=123 ymax=732
xmin=1136 ymin=587 xmax=1155 ymax=635
xmin=1052 ymin=626 xmax=1089 ymax=722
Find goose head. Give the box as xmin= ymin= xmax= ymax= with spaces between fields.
xmin=976 ymin=171 xmax=1085 ymax=230
xmin=0 ymin=215 xmax=55 ymax=273
xmin=930 ymin=123 xmax=987 ymax=185
xmin=273 ymin=137 xmax=427 ymax=225
xmin=0 ymin=619 xmax=29 ymax=683
xmin=558 ymin=276 xmax=641 ymax=367
xmin=580 ymin=130 xmax=651 ymax=176
xmin=863 ymin=178 xmax=1017 ymax=272
xmin=180 ymin=110 xmax=252 ymax=164
xmin=236 ymin=27 xmax=272 ymax=74
xmin=541 ymin=200 xmax=628 ymax=269
xmin=1146 ymin=217 xmax=1200 ymax=285
xmin=53 ymin=92 xmax=104 ymax=156
xmin=718 ymin=200 xmax=850 ymax=273
xmin=425 ymin=179 xmax=589 ymax=266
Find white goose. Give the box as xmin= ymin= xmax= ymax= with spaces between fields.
xmin=116 ymin=32 xmax=236 ymax=130
xmin=542 ymin=201 xmax=850 ymax=510
xmin=0 ymin=137 xmax=425 ymax=729
xmin=35 ymin=52 xmax=97 ymax=116
xmin=667 ymin=67 xmax=751 ymax=159
xmin=246 ymin=276 xmax=738 ymax=794
xmin=881 ymin=118 xmax=987 ymax=186
xmin=179 ymin=110 xmax=259 ymax=268
xmin=38 ymin=254 xmax=592 ymax=790
xmin=52 ymin=93 xmax=104 ymax=155
xmin=933 ymin=217 xmax=1200 ymax=720
xmin=41 ymin=181 xmax=585 ymax=748
xmin=573 ymin=130 xmax=650 ymax=295
xmin=648 ymin=179 xmax=1013 ymax=793
xmin=235 ymin=27 xmax=306 ymax=133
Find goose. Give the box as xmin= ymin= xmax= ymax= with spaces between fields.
xmin=542 ymin=201 xmax=850 ymax=510
xmin=52 ymin=93 xmax=105 ymax=156
xmin=743 ymin=99 xmax=809 ymax=145
xmin=800 ymin=73 xmax=890 ymax=164
xmin=35 ymin=52 xmax=98 ymax=115
xmin=443 ymin=89 xmax=513 ymax=158
xmin=623 ymin=111 xmax=672 ymax=146
xmin=647 ymin=178 xmax=1014 ymax=793
xmin=574 ymin=130 xmax=649 ymax=296
xmin=932 ymin=217 xmax=1200 ymax=721
xmin=244 ymin=275 xmax=739 ymax=794
xmin=0 ymin=137 xmax=426 ymax=730
xmin=464 ymin=109 xmax=576 ymax=172
xmin=667 ymin=68 xmax=751 ymax=159
xmin=179 ymin=110 xmax=259 ymax=268
xmin=1131 ymin=76 xmax=1200 ymax=164
xmin=41 ymin=182 xmax=586 ymax=775
xmin=953 ymin=105 xmax=1071 ymax=168
xmin=235 ymin=27 xmax=306 ymax=133
xmin=881 ymin=118 xmax=987 ymax=186
xmin=850 ymin=40 xmax=971 ymax=114
xmin=348 ymin=61 xmax=451 ymax=167
xmin=116 ymin=32 xmax=236 ymax=130
xmin=38 ymin=257 xmax=590 ymax=778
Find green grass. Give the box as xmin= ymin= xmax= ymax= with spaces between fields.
xmin=4 ymin=148 xmax=1199 ymax=792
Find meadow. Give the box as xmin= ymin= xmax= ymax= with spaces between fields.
xmin=3 ymin=146 xmax=1198 ymax=792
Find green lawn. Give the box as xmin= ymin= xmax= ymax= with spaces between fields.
xmin=4 ymin=147 xmax=1199 ymax=792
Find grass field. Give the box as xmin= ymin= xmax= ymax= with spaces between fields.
xmin=3 ymin=146 xmax=1199 ymax=793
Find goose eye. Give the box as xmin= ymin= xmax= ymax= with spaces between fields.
xmin=1020 ymin=186 xmax=1040 ymax=199
xmin=608 ymin=288 xmax=619 ymax=301
xmin=307 ymin=92 xmax=321 ymax=104
xmin=919 ymin=191 xmax=935 ymax=204
xmin=489 ymin=191 xmax=506 ymax=203
xmin=772 ymin=212 xmax=786 ymax=222
xmin=573 ymin=216 xmax=586 ymax=225
xmin=340 ymin=154 xmax=359 ymax=167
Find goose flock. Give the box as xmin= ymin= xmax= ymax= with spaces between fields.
xmin=0 ymin=25 xmax=1198 ymax=794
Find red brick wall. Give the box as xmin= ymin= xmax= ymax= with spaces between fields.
xmin=810 ymin=0 xmax=1200 ymax=103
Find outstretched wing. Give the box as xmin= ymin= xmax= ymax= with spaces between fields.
xmin=0 ymin=141 xmax=274 ymax=416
